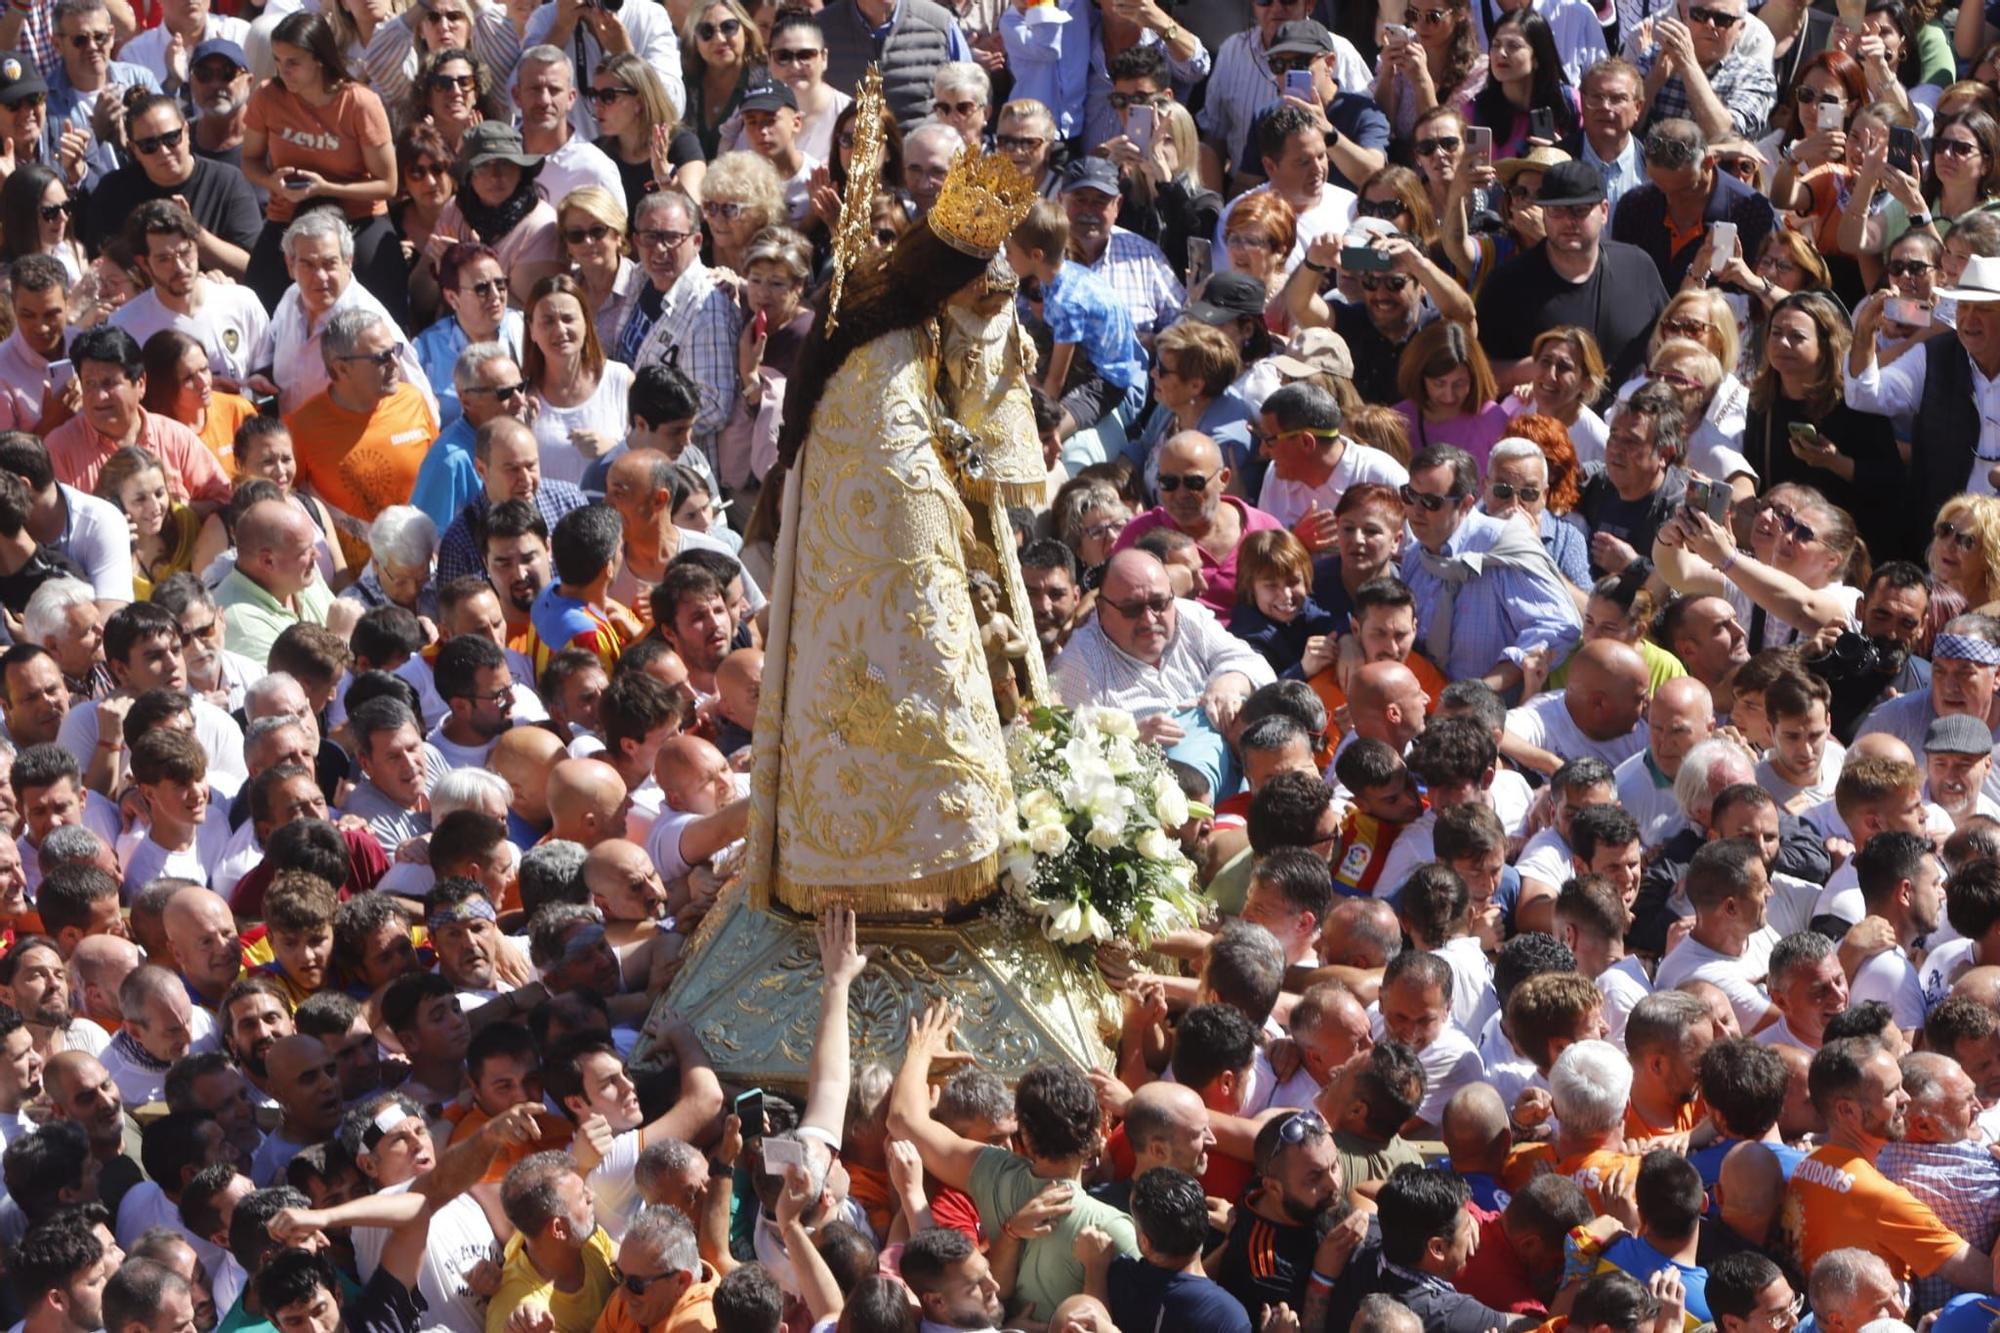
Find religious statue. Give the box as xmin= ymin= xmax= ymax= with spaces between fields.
xmin=969 ymin=570 xmax=1032 ymax=724
xmin=741 ymin=123 xmax=1043 ymax=921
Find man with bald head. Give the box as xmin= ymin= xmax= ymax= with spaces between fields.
xmin=546 ymin=758 xmax=628 ymax=849
xmin=1345 ymin=662 xmax=1429 ymax=756
xmin=646 ymin=736 xmax=749 ymax=890
xmin=216 ymin=499 xmax=334 ymax=669
xmin=1052 ymin=550 xmax=1273 ymax=774
xmin=1616 ymin=676 xmax=1716 ymax=846
xmin=1504 ymin=639 xmax=1651 ymax=773
xmin=583 ymin=838 xmax=671 ymax=949
xmin=1087 ymin=1081 xmax=1215 ymax=1213
xmin=45 ymin=1050 xmax=141 ymax=1196
xmin=436 ymin=411 xmax=590 ymax=586
xmin=1112 ymin=432 xmax=1283 ymax=615
xmin=163 ymin=886 xmax=244 ymax=1011
xmin=70 ymin=933 xmax=141 ymax=1035
xmin=491 ymin=726 xmax=567 ymax=850
xmin=602 ymin=449 xmax=765 ymax=617
xmin=249 ymin=1034 xmax=342 ymax=1185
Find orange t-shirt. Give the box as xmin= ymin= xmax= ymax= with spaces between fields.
xmin=444 ymin=1101 xmax=575 ymax=1183
xmin=245 ymin=81 xmax=392 ymax=223
xmin=1623 ymin=1094 xmax=1704 ymax=1144
xmin=1783 ymin=1143 xmax=1967 ymax=1283
xmin=1555 ymin=1146 xmax=1644 ymax=1214
xmin=594 ymin=1262 xmax=719 ymax=1333
xmin=199 ymin=392 xmax=259 ymax=478
xmin=1310 ymin=652 xmax=1447 ymax=770
xmin=286 ymin=383 xmax=438 ymax=545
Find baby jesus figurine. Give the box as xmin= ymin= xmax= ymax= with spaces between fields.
xmin=969 ymin=571 xmax=1031 ymax=724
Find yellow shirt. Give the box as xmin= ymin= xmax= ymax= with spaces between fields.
xmin=487 ymin=1226 xmax=618 ymax=1333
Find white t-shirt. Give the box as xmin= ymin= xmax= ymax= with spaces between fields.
xmin=58 ymin=695 xmax=245 ymax=791
xmin=1505 ymin=692 xmax=1649 ymax=769
xmin=1491 ymin=768 xmax=1533 ymax=839
xmin=623 ymin=777 xmax=665 ymax=844
xmin=1479 ymin=1012 xmax=1543 ymax=1106
xmin=20 ymin=788 xmax=122 ymax=899
xmin=643 ymin=771 xmax=746 ymax=883
xmin=1597 ymin=956 xmax=1653 ymax=1049
xmin=1651 ymin=932 xmax=1773 ymax=1032
xmin=352 ymin=1178 xmax=496 ymax=1333
xmin=1254 ymin=442 xmax=1408 ymax=530
xmin=109 ymin=279 xmax=270 ymax=384
xmin=1756 ymin=1014 xmax=1815 ymax=1052
xmin=56 ymin=484 xmax=137 ymax=604
xmin=1767 ymin=871 xmax=1825 ymax=939
xmin=113 ymin=1179 xmax=245 ymax=1313
xmin=119 ymin=801 xmax=237 ymax=897
xmin=1849 ymin=946 xmax=1926 ymax=1032
xmin=1434 ymin=934 xmax=1498 ymax=1037
xmin=1756 ymin=738 xmax=1847 ymax=815
xmin=1515 ymin=827 xmax=1574 ymax=891
xmin=1920 ymin=937 xmax=1977 ymax=1014
xmin=589 ymin=1128 xmax=644 ymax=1244
xmin=426 ymin=724 xmax=498 ymax=772
xmin=533 ymin=361 xmax=636 ymax=488
xmin=1614 ymin=750 xmax=1686 ymax=851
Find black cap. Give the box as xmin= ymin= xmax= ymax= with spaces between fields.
xmin=739 ymin=78 xmax=798 ymax=113
xmin=1535 ymin=159 xmax=1607 ymax=207
xmin=1186 ymin=270 xmax=1269 ymax=325
xmin=1268 ymin=19 xmax=1337 ymax=58
xmin=1059 ymin=157 xmax=1121 ymax=197
xmin=0 ymin=55 xmax=46 ymax=106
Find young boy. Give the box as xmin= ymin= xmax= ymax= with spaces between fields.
xmin=122 ymin=728 xmax=234 ymax=897
xmin=1005 ymin=199 xmax=1147 ymax=442
xmin=258 ymin=871 xmax=340 ymax=1007
xmin=531 ymin=505 xmax=642 ymax=674
xmin=1756 ymin=672 xmax=1841 ymax=813
xmin=1399 ymin=863 xmax=1499 ymax=1037
xmin=1554 ymin=875 xmax=1653 ymax=1049
xmin=1329 ymin=737 xmax=1423 ymax=897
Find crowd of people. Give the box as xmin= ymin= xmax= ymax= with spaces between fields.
xmin=3 ymin=0 xmax=2000 ymax=1330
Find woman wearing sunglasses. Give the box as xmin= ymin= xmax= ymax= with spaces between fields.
xmin=680 ymin=0 xmax=765 ymax=159
xmin=1764 ymin=51 xmax=1870 ymax=303
xmin=812 ymin=101 xmax=902 ymax=235
xmin=699 ymin=150 xmax=785 ymax=275
xmin=1658 ymin=482 xmax=1867 ymax=652
xmin=0 ymin=163 xmax=84 ymax=284
xmin=1841 ymin=108 xmax=2000 ymax=268
xmin=1392 ymin=319 xmax=1510 ymax=468
xmin=1924 ymin=496 xmax=2000 ymax=626
xmin=1375 ymin=0 xmax=1485 ymax=143
xmin=750 ymin=9 xmax=849 ymax=163
xmin=406 ymin=46 xmax=503 ymax=159
xmin=589 ymin=53 xmax=702 ymax=219
xmin=1131 ymin=321 xmax=1253 ymax=483
xmin=419 ymin=121 xmax=561 ymax=317
xmin=391 ymin=122 xmax=457 ymax=291
xmin=556 ymin=185 xmax=643 ymax=353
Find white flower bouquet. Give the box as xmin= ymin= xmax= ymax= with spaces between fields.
xmin=1000 ymin=704 xmax=1209 ymax=948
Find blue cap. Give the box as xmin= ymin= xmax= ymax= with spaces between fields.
xmin=190 ymin=38 xmax=248 ymax=71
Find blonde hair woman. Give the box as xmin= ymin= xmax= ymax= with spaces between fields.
xmin=700 ymin=150 xmax=785 ymax=273
xmin=1931 ymin=493 xmax=2000 ymax=613
xmin=589 ymin=52 xmax=705 ymax=217
xmin=681 ymin=0 xmax=766 ymax=158
xmin=1645 ymin=338 xmax=1754 ymax=510
xmin=1508 ymin=325 xmax=1608 ymax=466
xmin=557 ymin=186 xmax=643 ymax=352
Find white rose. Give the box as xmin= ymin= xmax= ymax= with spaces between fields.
xmin=1086 ymin=809 xmax=1127 ymax=848
xmin=1136 ymin=827 xmax=1178 ymax=862
xmin=1019 ymin=789 xmax=1064 ymax=827
xmin=1002 ymin=850 xmax=1039 ymax=890
xmin=1096 ymin=708 xmax=1140 ymax=739
xmin=1153 ymin=773 xmax=1191 ymax=829
xmin=1028 ymin=821 xmax=1072 ymax=856
xmin=1103 ymin=736 xmax=1143 ymax=776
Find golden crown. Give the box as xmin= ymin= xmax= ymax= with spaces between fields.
xmin=927 ymin=150 xmax=1037 ymax=259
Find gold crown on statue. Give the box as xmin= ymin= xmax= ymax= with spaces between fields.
xmin=928 ymin=151 xmax=1037 ymax=258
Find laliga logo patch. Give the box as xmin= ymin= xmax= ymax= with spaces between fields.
xmin=1338 ymin=842 xmax=1371 ymax=880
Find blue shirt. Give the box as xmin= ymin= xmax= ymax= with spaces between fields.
xmin=1399 ymin=509 xmax=1583 ymax=685
xmin=409 ymin=309 xmax=524 ymax=432
xmin=1690 ymin=1136 xmax=1808 ymax=1201
xmin=408 ymin=416 xmax=480 ymax=532
xmin=1036 ymin=261 xmax=1147 ymax=393
xmin=1579 ymin=133 xmax=1648 ymax=210
xmin=47 ymin=61 xmax=163 ymax=190
xmin=1599 ymin=1235 xmax=1711 ymax=1324
xmin=1001 ymin=0 xmax=1092 ymax=139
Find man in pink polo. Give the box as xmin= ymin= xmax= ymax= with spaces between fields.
xmin=41 ymin=327 xmax=231 ymax=510
xmin=1113 ymin=430 xmax=1280 ymax=615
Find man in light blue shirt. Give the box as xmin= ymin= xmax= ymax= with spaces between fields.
xmin=408 ymin=342 xmax=534 ymax=534
xmin=44 ymin=0 xmax=161 ymax=192
xmin=1571 ymin=58 xmax=1648 ymax=209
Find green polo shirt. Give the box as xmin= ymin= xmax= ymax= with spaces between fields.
xmin=217 ymin=566 xmax=335 ymax=668
xmin=969 ymin=1148 xmax=1138 ymax=1321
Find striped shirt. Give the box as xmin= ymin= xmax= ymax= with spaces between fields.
xmin=1080 ymin=227 xmax=1185 ymax=338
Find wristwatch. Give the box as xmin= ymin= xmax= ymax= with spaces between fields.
xmin=1910 ymin=212 xmax=1933 ymax=228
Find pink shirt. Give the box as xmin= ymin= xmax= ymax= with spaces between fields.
xmin=1113 ymin=496 xmax=1283 ymax=616
xmin=1393 ymin=399 xmax=1514 ymax=473
xmin=0 ymin=331 xmax=53 ymax=432
xmin=44 ymin=410 xmax=233 ymax=505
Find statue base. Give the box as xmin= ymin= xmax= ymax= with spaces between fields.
xmin=646 ymin=881 xmax=1119 ymax=1093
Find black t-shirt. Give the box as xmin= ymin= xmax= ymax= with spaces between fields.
xmin=351 ymin=1267 xmax=427 ymax=1333
xmin=1214 ymin=1206 xmax=1321 ymax=1327
xmin=85 ymin=154 xmax=263 ymax=257
xmin=1108 ymin=1257 xmax=1253 ymax=1333
xmin=1475 ymin=238 xmax=1668 ymax=394
xmin=598 ymin=127 xmax=703 ymax=223
xmin=0 ymin=545 xmax=84 ymax=616
xmin=1332 ymin=299 xmax=1432 ymax=407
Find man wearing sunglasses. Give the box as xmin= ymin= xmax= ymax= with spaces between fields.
xmin=521 ymin=5 xmax=683 ymax=147
xmin=1233 ymin=21 xmax=1386 ymax=197
xmin=1611 ymin=118 xmax=1775 ymax=292
xmin=596 ymin=1207 xmax=717 ymax=1333
xmin=1115 ymin=431 xmax=1279 ymax=615
xmin=1397 ymin=443 xmax=1581 ymax=697
xmin=509 ymin=47 xmax=626 ymax=209
xmin=84 ymin=92 xmax=259 ymax=274
xmin=186 ymin=37 xmax=250 ymax=168
xmin=1633 ymin=0 xmax=1776 ymax=140
xmin=43 ymin=0 xmax=161 ymax=193
xmin=285 ymin=309 xmax=440 ymax=543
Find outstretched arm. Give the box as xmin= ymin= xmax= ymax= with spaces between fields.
xmin=802 ymin=905 xmax=869 ymax=1141
xmin=885 ymin=1002 xmax=987 ymax=1191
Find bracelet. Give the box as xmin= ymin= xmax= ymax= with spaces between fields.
xmin=96 ymin=738 xmax=121 ymax=750
xmin=1302 ymin=258 xmax=1332 ymax=274
xmin=1309 ymin=1270 xmax=1338 ymax=1288
xmin=1717 ymin=550 xmax=1738 ymax=572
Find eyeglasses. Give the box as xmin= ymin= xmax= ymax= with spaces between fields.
xmin=1715 ymin=154 xmax=1758 ymax=178
xmin=465 ymin=686 xmax=514 ymax=704
xmin=1413 ymin=6 xmax=1453 ymax=22
xmin=38 ymin=199 xmax=74 ymax=222
xmin=1686 ymin=4 xmax=1741 ymax=25
xmin=132 ymin=125 xmax=186 ymax=155
xmin=1654 ymin=369 xmax=1703 ymax=390
xmin=1888 ymin=259 xmax=1936 ymax=277
xmin=695 ymin=18 xmax=741 ymax=40
xmin=1360 ymin=273 xmax=1411 ymax=292
xmin=420 ymin=4 xmax=469 ymax=19
xmin=610 ymin=1265 xmax=676 ymax=1298
xmin=431 ymin=72 xmax=476 ymax=92
xmin=1400 ymin=483 xmax=1461 ymax=511
xmin=1355 ymin=197 xmax=1406 ymax=220
xmin=701 ymin=199 xmax=743 ymax=220
xmin=563 ymin=223 xmax=611 ymax=245
xmin=771 ymin=46 xmax=823 ymax=63
xmin=1644 ymin=135 xmax=1698 ymax=167
xmin=1102 ymin=594 xmax=1174 ymax=618
xmin=997 ymin=134 xmax=1047 ymax=153
xmin=178 ymin=618 xmax=219 ymax=644
xmin=934 ymin=98 xmax=980 ymax=116
xmin=1938 ymin=137 xmax=1984 ymax=160
xmin=1083 ymin=518 xmax=1128 ymax=543
xmin=1109 ymin=91 xmax=1166 ymax=111
xmin=1937 ymin=521 xmax=1980 ymax=552
xmin=1659 ymin=315 xmax=1712 ymax=339
xmin=1778 ymin=511 xmax=1818 ymax=543
xmin=407 ymin=161 xmax=446 ymax=181
xmin=66 ymin=30 xmax=112 ymax=48
xmin=1157 ymin=472 xmax=1213 ymax=492
xmin=1489 ymin=481 xmax=1542 ymax=502
xmin=1275 ymin=1109 xmax=1329 ymax=1145
xmin=585 ymin=85 xmax=632 ymax=105
xmin=341 ymin=347 xmax=399 ymax=369
xmin=1414 ymin=135 xmax=1460 ymax=155
xmin=461 ymin=277 xmax=508 ymax=300
xmin=635 ymin=228 xmax=695 ymax=248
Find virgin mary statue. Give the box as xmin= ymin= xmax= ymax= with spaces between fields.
xmin=742 ymin=144 xmax=1041 ymax=920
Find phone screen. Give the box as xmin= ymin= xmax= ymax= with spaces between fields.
xmin=1186 ymin=237 xmax=1212 ymax=289
xmin=1528 ymin=108 xmax=1555 ymax=141
xmin=1127 ymin=105 xmax=1155 ymax=153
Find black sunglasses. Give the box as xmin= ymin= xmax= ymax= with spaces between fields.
xmin=132 ymin=126 xmax=184 ymax=155
xmin=1414 ymin=135 xmax=1461 ymax=155
xmin=1686 ymin=4 xmax=1742 ymax=24
xmin=1489 ymin=481 xmax=1542 ymax=502
xmin=1400 ymin=482 xmax=1461 ymax=511
xmin=1355 ymin=197 xmax=1406 ymax=220
xmin=1937 ymin=521 xmax=1981 ymax=553
xmin=563 ymin=223 xmax=611 ymax=245
xmin=39 ymin=199 xmax=75 ymax=222
xmin=695 ymin=17 xmax=741 ymax=40
xmin=1156 ymin=472 xmax=1213 ymax=493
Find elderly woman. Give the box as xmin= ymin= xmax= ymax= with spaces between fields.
xmin=700 ymin=151 xmax=785 ymax=274
xmin=1053 ymin=477 xmax=1129 ymax=590
xmin=1927 ymin=494 xmax=2000 ymax=620
xmin=423 ymin=121 xmax=562 ymax=313
xmin=1640 ymin=338 xmax=1751 ymax=501
xmin=339 ymin=504 xmax=439 ymax=622
xmin=1658 ymin=483 xmax=1867 ymax=651
xmin=1484 ymin=430 xmax=1590 ymax=591
xmin=724 ymin=227 xmax=815 ymax=492
xmin=1508 ymin=325 xmax=1608 ymax=466
xmin=996 ymin=98 xmax=1060 ymax=195
xmin=931 ymin=61 xmax=992 ymax=150
xmin=1132 ymin=321 xmax=1254 ymax=480
xmin=557 ymin=186 xmax=644 ymax=353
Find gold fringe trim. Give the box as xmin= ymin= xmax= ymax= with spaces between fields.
xmin=967 ymin=478 xmax=1054 ymax=508
xmin=767 ymin=849 xmax=1002 ymax=917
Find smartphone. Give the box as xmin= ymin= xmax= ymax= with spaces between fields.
xmin=1285 ymin=69 xmax=1316 ymax=101
xmin=1889 ymin=125 xmax=1918 ymax=173
xmin=1788 ymin=422 xmax=1820 ymax=447
xmin=1686 ymin=479 xmax=1730 ymax=522
xmin=1816 ymin=104 xmax=1845 ymax=133
xmin=1382 ymin=22 xmax=1415 ymax=43
xmin=1466 ymin=125 xmax=1493 ymax=169
xmin=734 ymin=1088 xmax=767 ymax=1141
xmin=1708 ymin=220 xmax=1737 ymax=275
xmin=1341 ymin=244 xmax=1396 ymax=272
xmin=753 ymin=308 xmax=768 ymax=339
xmin=1886 ymin=296 xmax=1933 ymax=325
xmin=1836 ymin=0 xmax=1865 ymax=27
xmin=1528 ymin=107 xmax=1556 ymax=141
xmin=46 ymin=358 xmax=72 ymax=394
xmin=1186 ymin=236 xmax=1212 ymax=289
xmin=283 ymin=173 xmax=309 ymax=189
xmin=1127 ymin=104 xmax=1155 ymax=154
